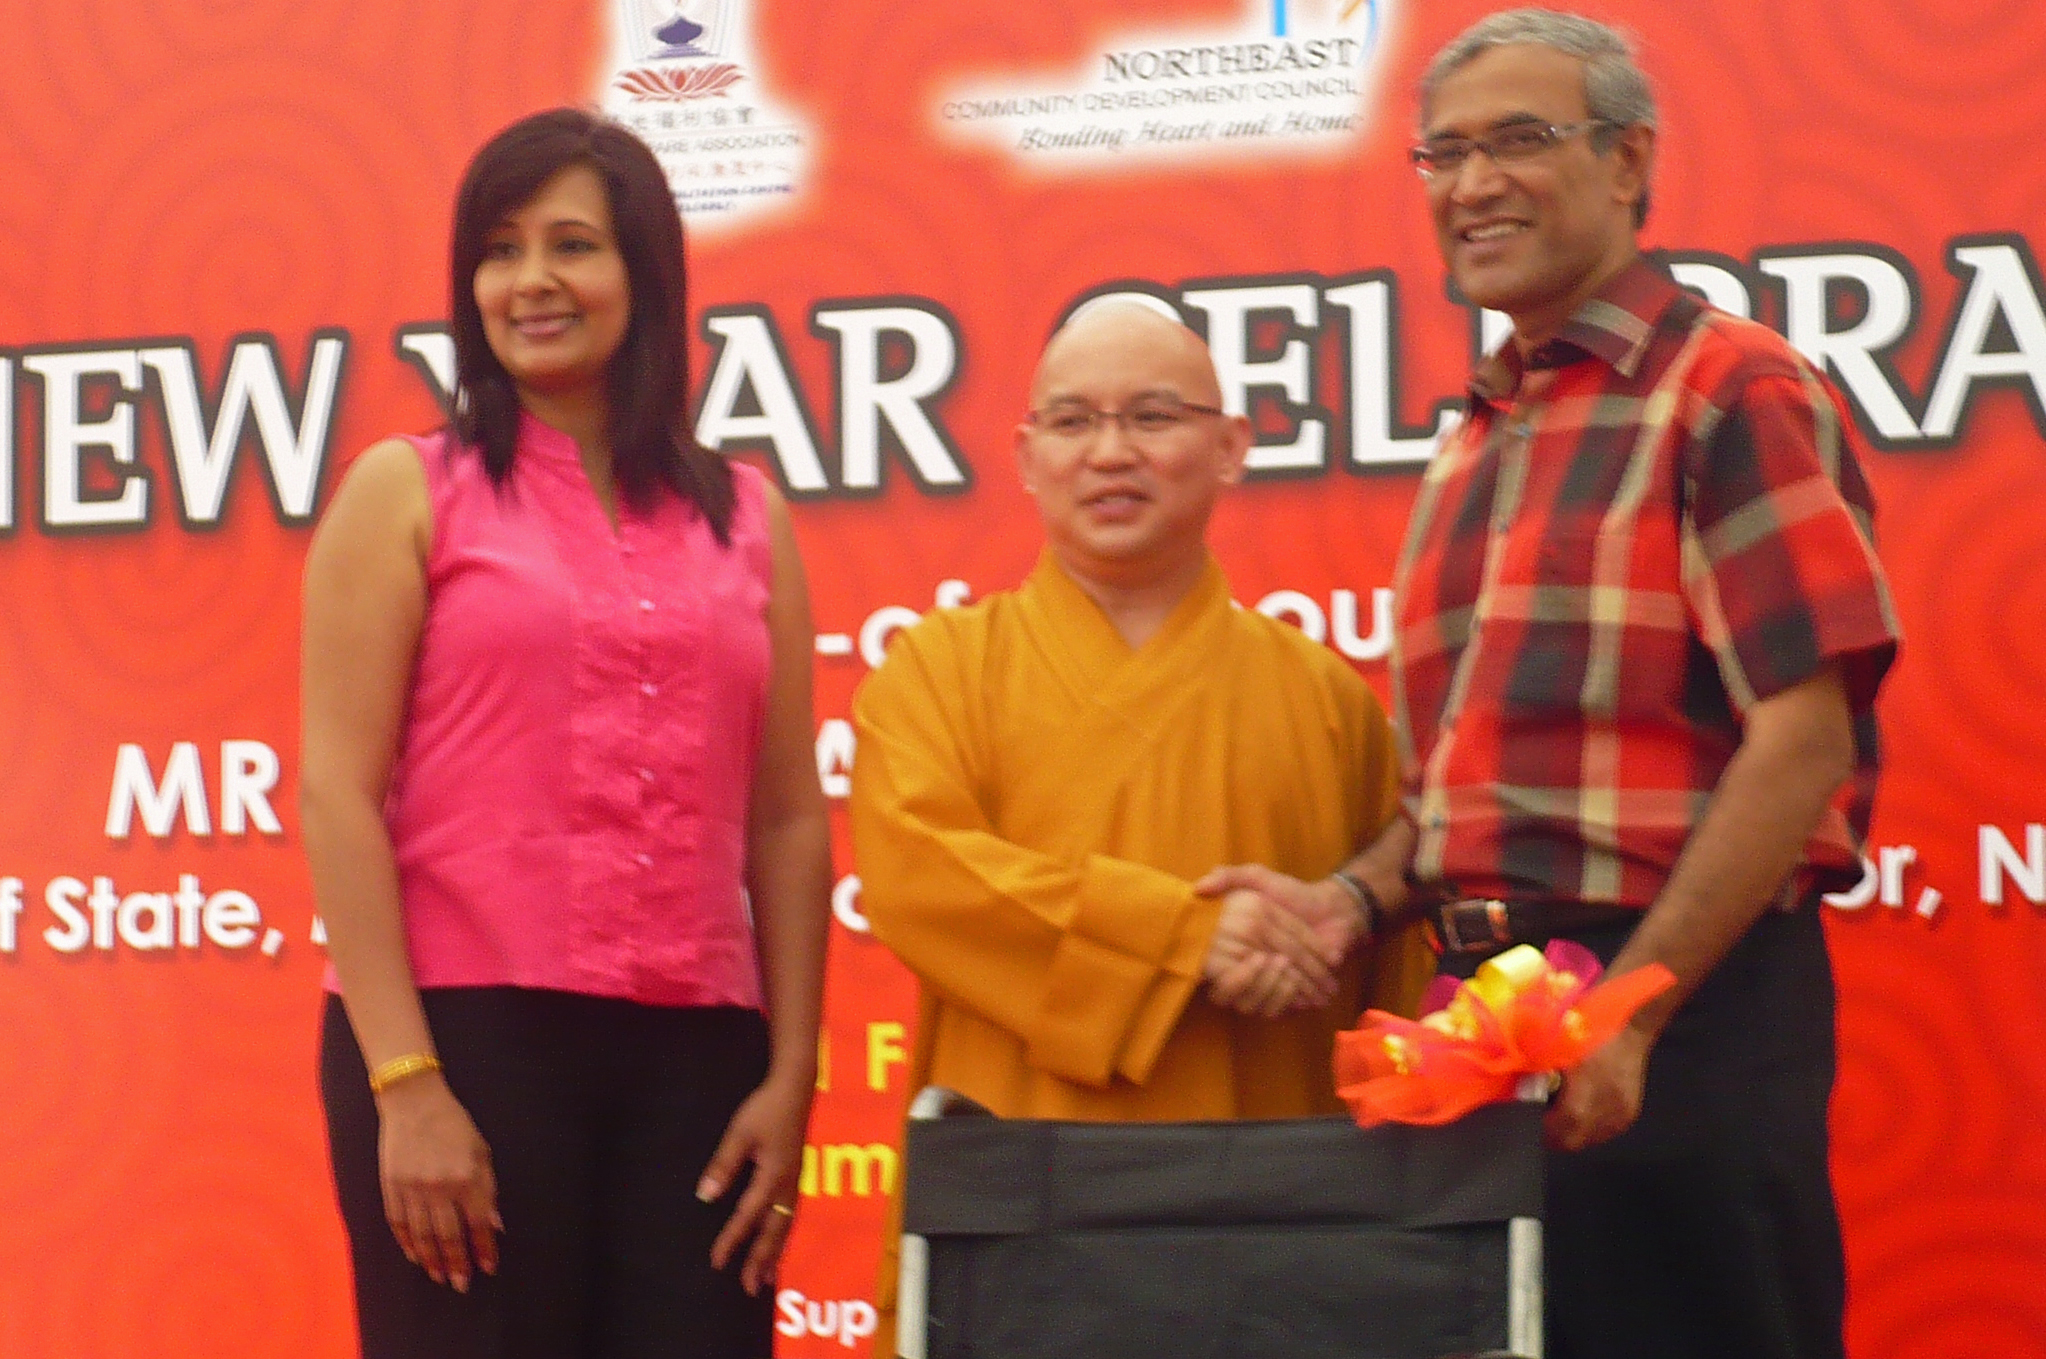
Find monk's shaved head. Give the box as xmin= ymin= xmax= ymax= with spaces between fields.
xmin=1015 ymin=297 xmax=1251 ymax=604
xmin=1031 ymin=300 xmax=1224 ymax=410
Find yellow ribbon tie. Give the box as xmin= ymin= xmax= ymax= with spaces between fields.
xmin=1466 ymin=943 xmax=1547 ymax=1018
xmin=1383 ymin=1033 xmax=1418 ymax=1076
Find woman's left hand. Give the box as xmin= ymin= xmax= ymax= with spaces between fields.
xmin=697 ymin=1071 xmax=813 ymax=1295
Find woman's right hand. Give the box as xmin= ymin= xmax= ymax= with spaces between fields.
xmin=376 ymin=1075 xmax=501 ymax=1292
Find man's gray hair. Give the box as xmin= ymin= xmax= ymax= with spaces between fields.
xmin=1420 ymin=9 xmax=1656 ymax=226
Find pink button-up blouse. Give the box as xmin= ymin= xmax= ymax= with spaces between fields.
xmin=334 ymin=414 xmax=773 ymax=1009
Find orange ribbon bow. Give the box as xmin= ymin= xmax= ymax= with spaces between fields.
xmin=1334 ymin=939 xmax=1675 ymax=1127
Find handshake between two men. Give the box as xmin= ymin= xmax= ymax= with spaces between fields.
xmin=1198 ymin=865 xmax=1372 ymax=1020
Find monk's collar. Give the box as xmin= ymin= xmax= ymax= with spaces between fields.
xmin=1031 ymin=549 xmax=1229 ymax=643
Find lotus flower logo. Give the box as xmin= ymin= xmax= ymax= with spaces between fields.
xmin=613 ymin=63 xmax=745 ymax=101
xmin=597 ymin=0 xmax=815 ymax=225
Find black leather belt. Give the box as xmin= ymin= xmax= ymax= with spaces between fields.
xmin=1427 ymin=896 xmax=1639 ymax=956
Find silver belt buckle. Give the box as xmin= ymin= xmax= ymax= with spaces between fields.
xmin=1442 ymin=897 xmax=1514 ymax=953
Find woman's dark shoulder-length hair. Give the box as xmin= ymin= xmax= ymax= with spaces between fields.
xmin=448 ymin=107 xmax=734 ymax=542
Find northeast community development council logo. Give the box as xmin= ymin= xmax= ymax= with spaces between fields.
xmin=939 ymin=0 xmax=1391 ymax=167
xmin=600 ymin=0 xmax=810 ymax=226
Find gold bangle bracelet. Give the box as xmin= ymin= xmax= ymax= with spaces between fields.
xmin=368 ymin=1051 xmax=444 ymax=1095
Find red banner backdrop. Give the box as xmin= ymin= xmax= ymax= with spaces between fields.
xmin=1 ymin=2 xmax=2042 ymax=1355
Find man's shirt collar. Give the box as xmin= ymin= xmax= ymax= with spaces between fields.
xmin=1467 ymin=255 xmax=1682 ymax=408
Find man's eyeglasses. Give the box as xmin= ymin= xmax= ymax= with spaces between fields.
xmin=1409 ymin=120 xmax=1616 ymax=180
xmin=1026 ymin=396 xmax=1225 ymax=442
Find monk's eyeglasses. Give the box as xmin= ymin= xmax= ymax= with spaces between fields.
xmin=1026 ymin=396 xmax=1226 ymax=443
xmin=1410 ymin=119 xmax=1617 ymax=180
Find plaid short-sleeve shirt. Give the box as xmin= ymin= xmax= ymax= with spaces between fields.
xmin=1391 ymin=258 xmax=1901 ymax=908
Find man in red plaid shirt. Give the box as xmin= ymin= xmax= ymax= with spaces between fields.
xmin=1201 ymin=10 xmax=1900 ymax=1358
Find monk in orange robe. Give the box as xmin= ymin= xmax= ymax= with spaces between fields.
xmin=849 ymin=300 xmax=1430 ymax=1350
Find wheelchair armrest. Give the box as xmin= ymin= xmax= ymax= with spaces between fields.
xmin=908 ymin=1086 xmax=997 ymax=1121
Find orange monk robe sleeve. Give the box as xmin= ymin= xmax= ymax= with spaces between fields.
xmin=850 ymin=621 xmax=1223 ymax=1090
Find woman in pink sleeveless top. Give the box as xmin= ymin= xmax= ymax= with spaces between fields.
xmin=300 ymin=110 xmax=831 ymax=1358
